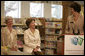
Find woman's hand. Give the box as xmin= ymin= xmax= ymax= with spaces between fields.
xmin=10 ymin=46 xmax=17 ymax=51
xmin=33 ymin=48 xmax=38 ymax=52
xmin=33 ymin=46 xmax=40 ymax=52
xmin=36 ymin=46 xmax=40 ymax=49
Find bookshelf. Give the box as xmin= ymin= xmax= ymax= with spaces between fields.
xmin=45 ymin=19 xmax=62 ymax=55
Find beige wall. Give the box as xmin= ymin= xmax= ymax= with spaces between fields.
xmin=1 ymin=1 xmax=4 ymax=18
xmin=21 ymin=1 xmax=30 ymax=18
xmin=1 ymin=1 xmax=5 ymax=25
xmin=44 ymin=3 xmax=51 ymax=18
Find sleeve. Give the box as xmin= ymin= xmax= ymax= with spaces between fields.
xmin=24 ymin=31 xmax=36 ymax=49
xmin=14 ymin=30 xmax=18 ymax=48
xmin=36 ymin=30 xmax=41 ymax=47
xmin=83 ymin=16 xmax=84 ymax=31
xmin=82 ymin=15 xmax=84 ymax=33
xmin=1 ymin=27 xmax=5 ymax=46
xmin=65 ymin=16 xmax=70 ymax=34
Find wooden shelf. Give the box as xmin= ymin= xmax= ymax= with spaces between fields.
xmin=1 ymin=24 xmax=43 ymax=27
xmin=45 ymin=47 xmax=56 ymax=49
xmin=45 ymin=27 xmax=62 ymax=30
xmin=1 ymin=24 xmax=25 ymax=26
xmin=46 ymin=20 xmax=62 ymax=22
xmin=45 ymin=34 xmax=59 ymax=36
xmin=46 ymin=40 xmax=57 ymax=42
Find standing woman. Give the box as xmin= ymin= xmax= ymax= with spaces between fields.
xmin=23 ymin=18 xmax=42 ymax=55
xmin=1 ymin=16 xmax=18 ymax=51
xmin=65 ymin=2 xmax=84 ymax=34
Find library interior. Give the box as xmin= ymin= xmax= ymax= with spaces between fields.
xmin=1 ymin=1 xmax=84 ymax=55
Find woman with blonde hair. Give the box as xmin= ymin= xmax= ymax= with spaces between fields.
xmin=1 ymin=16 xmax=18 ymax=51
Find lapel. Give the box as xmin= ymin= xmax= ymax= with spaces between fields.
xmin=6 ymin=27 xmax=15 ymax=43
xmin=28 ymin=28 xmax=35 ymax=37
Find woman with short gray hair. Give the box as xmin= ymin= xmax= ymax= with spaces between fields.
xmin=1 ymin=16 xmax=18 ymax=52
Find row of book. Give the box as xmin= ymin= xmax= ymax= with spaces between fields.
xmin=45 ymin=22 xmax=62 ymax=28
xmin=45 ymin=48 xmax=56 ymax=55
xmin=45 ymin=41 xmax=57 ymax=48
xmin=45 ymin=28 xmax=62 ymax=34
xmin=45 ymin=36 xmax=57 ymax=41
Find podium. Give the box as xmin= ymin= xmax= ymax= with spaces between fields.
xmin=57 ymin=34 xmax=84 ymax=55
xmin=64 ymin=34 xmax=84 ymax=55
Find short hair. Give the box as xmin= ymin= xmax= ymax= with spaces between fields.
xmin=25 ymin=18 xmax=35 ymax=28
xmin=5 ymin=16 xmax=13 ymax=24
xmin=69 ymin=2 xmax=81 ymax=13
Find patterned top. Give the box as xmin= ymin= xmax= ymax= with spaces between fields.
xmin=1 ymin=27 xmax=17 ymax=48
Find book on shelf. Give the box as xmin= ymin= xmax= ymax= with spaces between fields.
xmin=45 ymin=28 xmax=55 ymax=34
xmin=35 ymin=19 xmax=42 ymax=26
xmin=45 ymin=49 xmax=53 ymax=55
xmin=45 ymin=29 xmax=62 ymax=35
xmin=45 ymin=48 xmax=55 ymax=55
xmin=45 ymin=18 xmax=62 ymax=22
xmin=45 ymin=22 xmax=56 ymax=28
xmin=55 ymin=22 xmax=62 ymax=28
xmin=45 ymin=41 xmax=57 ymax=47
xmin=14 ymin=19 xmax=23 ymax=24
xmin=45 ymin=36 xmax=57 ymax=41
xmin=45 ymin=22 xmax=62 ymax=29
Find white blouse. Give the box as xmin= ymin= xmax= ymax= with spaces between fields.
xmin=1 ymin=27 xmax=17 ymax=48
xmin=65 ymin=14 xmax=84 ymax=34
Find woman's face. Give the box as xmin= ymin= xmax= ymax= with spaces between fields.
xmin=70 ymin=8 xmax=75 ymax=14
xmin=7 ymin=18 xmax=13 ymax=27
xmin=29 ymin=20 xmax=35 ymax=29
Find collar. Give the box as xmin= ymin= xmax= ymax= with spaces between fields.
xmin=28 ymin=28 xmax=36 ymax=37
